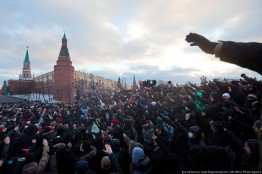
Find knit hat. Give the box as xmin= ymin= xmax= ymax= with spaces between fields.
xmin=132 ymin=147 xmax=145 ymax=164
xmin=222 ymin=93 xmax=230 ymax=99
xmin=254 ymin=120 xmax=261 ymax=128
xmin=75 ymin=160 xmax=89 ymax=174
xmin=110 ymin=138 xmax=121 ymax=152
xmin=251 ymin=101 xmax=260 ymax=109
xmin=0 ymin=125 xmax=5 ymax=132
xmin=101 ymin=156 xmax=111 ymax=170
xmin=151 ymin=101 xmax=156 ymax=106
xmin=111 ymin=119 xmax=119 ymax=125
xmin=247 ymin=94 xmax=257 ymax=100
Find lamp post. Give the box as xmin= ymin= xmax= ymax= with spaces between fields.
xmin=72 ymin=79 xmax=79 ymax=102
xmin=73 ymin=78 xmax=89 ymax=101
xmin=89 ymin=73 xmax=96 ymax=94
xmin=47 ymin=80 xmax=53 ymax=103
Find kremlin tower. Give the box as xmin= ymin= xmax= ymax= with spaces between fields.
xmin=53 ymin=33 xmax=75 ymax=101
xmin=20 ymin=47 xmax=32 ymax=80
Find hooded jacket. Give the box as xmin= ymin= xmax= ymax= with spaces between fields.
xmin=130 ymin=147 xmax=152 ymax=174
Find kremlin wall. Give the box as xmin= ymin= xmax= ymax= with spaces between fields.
xmin=1 ymin=34 xmax=120 ymax=102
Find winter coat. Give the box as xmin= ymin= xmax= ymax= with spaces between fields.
xmin=215 ymin=40 xmax=262 ymax=169
xmin=21 ymin=145 xmax=50 ymax=174
xmin=130 ymin=157 xmax=152 ymax=174
xmin=8 ymin=125 xmax=38 ymax=158
xmin=141 ymin=125 xmax=154 ymax=151
xmin=189 ymin=145 xmax=230 ymax=170
xmin=130 ymin=147 xmax=152 ymax=174
xmin=215 ymin=41 xmax=262 ymax=75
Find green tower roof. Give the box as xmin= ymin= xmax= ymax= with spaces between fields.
xmin=59 ymin=33 xmax=70 ymax=57
xmin=24 ymin=47 xmax=30 ymax=62
xmin=59 ymin=45 xmax=70 ymax=57
xmin=63 ymin=33 xmax=67 ymax=39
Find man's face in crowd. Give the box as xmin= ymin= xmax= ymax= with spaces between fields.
xmin=142 ymin=123 xmax=148 ymax=128
xmin=253 ymin=124 xmax=259 ymax=134
xmin=244 ymin=142 xmax=251 ymax=154
xmin=155 ymin=128 xmax=161 ymax=135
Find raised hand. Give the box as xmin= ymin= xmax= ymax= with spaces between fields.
xmin=185 ymin=33 xmax=217 ymax=54
xmin=43 ymin=139 xmax=48 ymax=146
xmin=4 ymin=136 xmax=10 ymax=144
xmin=103 ymin=144 xmax=113 ymax=154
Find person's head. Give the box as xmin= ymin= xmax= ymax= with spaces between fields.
xmin=222 ymin=93 xmax=230 ymax=102
xmin=188 ymin=126 xmax=203 ymax=142
xmin=75 ymin=160 xmax=89 ymax=174
xmin=101 ymin=156 xmax=111 ymax=170
xmin=246 ymin=94 xmax=258 ymax=107
xmin=209 ymin=121 xmax=224 ymax=133
xmin=81 ymin=123 xmax=86 ymax=130
xmin=141 ymin=119 xmax=149 ymax=128
xmin=63 ymin=123 xmax=69 ymax=130
xmin=80 ymin=140 xmax=91 ymax=153
xmin=185 ymin=113 xmax=192 ymax=121
xmin=132 ymin=147 xmax=145 ymax=165
xmin=155 ymin=124 xmax=164 ymax=135
xmin=253 ymin=120 xmax=260 ymax=134
xmin=111 ymin=118 xmax=119 ymax=126
xmin=209 ymin=92 xmax=219 ymax=102
xmin=109 ymin=138 xmax=121 ymax=153
xmin=251 ymin=101 xmax=260 ymax=114
xmin=56 ymin=125 xmax=64 ymax=136
xmin=244 ymin=139 xmax=258 ymax=156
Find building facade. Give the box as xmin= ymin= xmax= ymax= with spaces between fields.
xmin=2 ymin=33 xmax=118 ymax=102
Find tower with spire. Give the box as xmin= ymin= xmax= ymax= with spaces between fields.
xmin=132 ymin=75 xmax=137 ymax=90
xmin=53 ymin=33 xmax=75 ymax=101
xmin=20 ymin=47 xmax=32 ymax=80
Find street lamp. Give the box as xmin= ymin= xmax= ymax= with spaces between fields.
xmin=47 ymin=80 xmax=53 ymax=103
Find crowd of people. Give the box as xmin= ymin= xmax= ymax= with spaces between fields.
xmin=0 ymin=72 xmax=261 ymax=174
xmin=0 ymin=32 xmax=261 ymax=174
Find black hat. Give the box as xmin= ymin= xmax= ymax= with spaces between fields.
xmin=190 ymin=126 xmax=202 ymax=140
xmin=246 ymin=139 xmax=258 ymax=154
xmin=254 ymin=120 xmax=261 ymax=128
xmin=75 ymin=160 xmax=89 ymax=174
xmin=155 ymin=124 xmax=164 ymax=131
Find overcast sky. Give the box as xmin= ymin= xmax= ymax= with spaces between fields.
xmin=1 ymin=0 xmax=261 ymax=86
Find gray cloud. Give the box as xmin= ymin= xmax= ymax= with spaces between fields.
xmin=1 ymin=0 xmax=262 ymax=87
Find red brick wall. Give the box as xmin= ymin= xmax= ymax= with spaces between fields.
xmin=53 ymin=58 xmax=75 ymax=102
xmin=8 ymin=80 xmax=35 ymax=95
